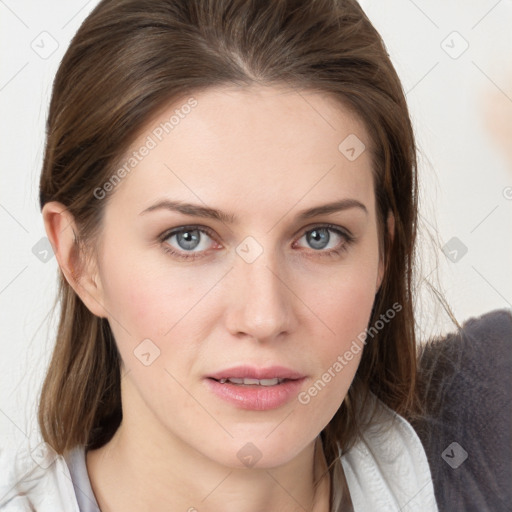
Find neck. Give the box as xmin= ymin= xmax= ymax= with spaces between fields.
xmin=87 ymin=414 xmax=331 ymax=512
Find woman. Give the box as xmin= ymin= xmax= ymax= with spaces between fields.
xmin=0 ymin=0 xmax=438 ymax=510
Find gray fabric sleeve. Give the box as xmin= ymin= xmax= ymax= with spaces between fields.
xmin=413 ymin=308 xmax=512 ymax=512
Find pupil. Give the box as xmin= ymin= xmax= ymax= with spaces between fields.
xmin=308 ymin=228 xmax=329 ymax=250
xmin=178 ymin=230 xmax=200 ymax=250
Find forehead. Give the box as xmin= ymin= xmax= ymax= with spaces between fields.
xmin=108 ymin=85 xmax=375 ymax=219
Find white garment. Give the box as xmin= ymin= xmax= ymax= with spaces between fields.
xmin=0 ymin=396 xmax=438 ymax=511
xmin=338 ymin=397 xmax=439 ymax=511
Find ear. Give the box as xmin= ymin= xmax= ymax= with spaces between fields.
xmin=376 ymin=211 xmax=395 ymax=293
xmin=42 ymin=201 xmax=107 ymax=318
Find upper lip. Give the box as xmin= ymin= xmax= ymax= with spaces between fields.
xmin=207 ymin=365 xmax=305 ymax=381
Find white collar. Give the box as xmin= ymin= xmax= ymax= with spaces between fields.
xmin=334 ymin=394 xmax=438 ymax=511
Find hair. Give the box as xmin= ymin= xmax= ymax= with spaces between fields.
xmin=39 ymin=0 xmax=422 ymax=481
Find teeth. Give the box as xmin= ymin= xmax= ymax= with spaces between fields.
xmin=259 ymin=378 xmax=280 ymax=386
xmin=243 ymin=378 xmax=260 ymax=385
xmin=228 ymin=378 xmax=246 ymax=385
xmin=217 ymin=377 xmax=283 ymax=386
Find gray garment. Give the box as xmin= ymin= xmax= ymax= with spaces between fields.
xmin=64 ymin=448 xmax=100 ymax=512
xmin=413 ymin=308 xmax=512 ymax=512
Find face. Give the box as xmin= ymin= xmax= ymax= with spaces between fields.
xmin=87 ymin=85 xmax=384 ymax=469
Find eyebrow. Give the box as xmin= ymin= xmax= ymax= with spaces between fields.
xmin=139 ymin=198 xmax=368 ymax=223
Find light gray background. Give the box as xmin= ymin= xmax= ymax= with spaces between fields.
xmin=1 ymin=1 xmax=512 ymax=441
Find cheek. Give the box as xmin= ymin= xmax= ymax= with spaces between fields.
xmin=100 ymin=263 xmax=166 ymax=336
xmin=97 ymin=248 xmax=228 ymax=355
xmin=315 ymin=279 xmax=373 ymax=380
xmin=327 ymin=284 xmax=371 ymax=349
xmin=299 ymin=250 xmax=380 ymax=397
xmin=307 ymin=255 xmax=379 ymax=342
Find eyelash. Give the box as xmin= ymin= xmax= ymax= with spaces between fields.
xmin=158 ymin=223 xmax=355 ymax=261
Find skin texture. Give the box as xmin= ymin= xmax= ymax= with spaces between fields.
xmin=43 ymin=84 xmax=390 ymax=512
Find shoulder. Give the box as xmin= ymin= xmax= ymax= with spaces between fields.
xmin=416 ymin=308 xmax=512 ymax=442
xmin=339 ymin=393 xmax=438 ymax=511
xmin=0 ymin=433 xmax=79 ymax=512
xmin=418 ymin=308 xmax=512 ymax=383
xmin=414 ymin=308 xmax=512 ymax=512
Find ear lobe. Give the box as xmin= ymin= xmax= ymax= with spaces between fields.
xmin=42 ymin=201 xmax=107 ymax=318
xmin=376 ymin=211 xmax=395 ymax=293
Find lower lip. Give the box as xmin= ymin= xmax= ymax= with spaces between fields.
xmin=205 ymin=378 xmax=305 ymax=411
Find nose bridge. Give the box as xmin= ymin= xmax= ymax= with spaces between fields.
xmin=226 ymin=243 xmax=294 ymax=340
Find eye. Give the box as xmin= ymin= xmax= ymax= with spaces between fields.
xmin=294 ymin=225 xmax=354 ymax=256
xmin=159 ymin=223 xmax=355 ymax=261
xmin=160 ymin=226 xmax=219 ymax=259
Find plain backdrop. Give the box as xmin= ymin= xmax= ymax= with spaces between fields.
xmin=1 ymin=0 xmax=511 ymax=442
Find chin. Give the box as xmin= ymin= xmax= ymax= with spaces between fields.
xmin=201 ymin=428 xmax=317 ymax=471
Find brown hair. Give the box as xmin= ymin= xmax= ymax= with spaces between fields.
xmin=39 ymin=0 xmax=421 ymax=472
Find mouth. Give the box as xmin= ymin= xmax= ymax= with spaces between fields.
xmin=207 ymin=365 xmax=305 ymax=382
xmin=212 ymin=377 xmax=287 ymax=386
xmin=205 ymin=366 xmax=306 ymax=410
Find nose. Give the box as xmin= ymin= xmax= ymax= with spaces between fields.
xmin=224 ymin=249 xmax=297 ymax=342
